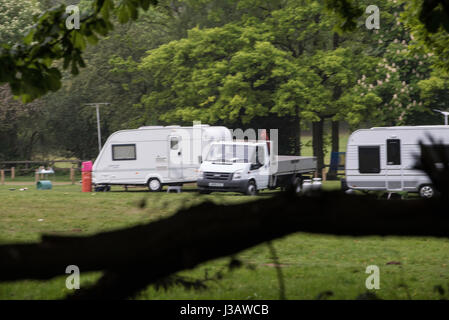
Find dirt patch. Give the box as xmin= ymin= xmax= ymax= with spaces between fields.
xmin=261 ymin=263 xmax=291 ymax=268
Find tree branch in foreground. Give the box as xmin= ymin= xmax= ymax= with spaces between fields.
xmin=0 ymin=190 xmax=448 ymax=299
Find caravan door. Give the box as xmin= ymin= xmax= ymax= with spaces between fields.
xmin=385 ymin=138 xmax=403 ymax=190
xmin=168 ymin=135 xmax=183 ymax=181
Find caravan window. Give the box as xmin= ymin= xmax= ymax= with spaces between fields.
xmin=420 ymin=144 xmax=449 ymax=165
xmin=358 ymin=146 xmax=380 ymax=173
xmin=386 ymin=139 xmax=401 ymax=165
xmin=112 ymin=144 xmax=136 ymax=161
xmin=170 ymin=137 xmax=179 ymax=150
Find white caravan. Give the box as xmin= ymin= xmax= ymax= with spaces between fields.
xmin=197 ymin=140 xmax=317 ymax=195
xmin=92 ymin=125 xmax=232 ymax=191
xmin=344 ymin=125 xmax=449 ymax=198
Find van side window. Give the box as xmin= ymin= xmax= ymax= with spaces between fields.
xmin=386 ymin=139 xmax=401 ymax=165
xmin=170 ymin=137 xmax=179 ymax=150
xmin=112 ymin=144 xmax=136 ymax=161
xmin=358 ymin=146 xmax=380 ymax=173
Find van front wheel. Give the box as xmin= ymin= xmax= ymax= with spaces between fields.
xmin=245 ymin=180 xmax=258 ymax=196
xmin=148 ymin=178 xmax=162 ymax=192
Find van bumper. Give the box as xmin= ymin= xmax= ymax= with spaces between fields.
xmin=197 ymin=179 xmax=248 ymax=193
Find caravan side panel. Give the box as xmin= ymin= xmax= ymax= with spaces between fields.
xmin=345 ymin=126 xmax=449 ymax=192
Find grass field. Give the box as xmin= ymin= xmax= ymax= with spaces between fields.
xmin=1 ymin=181 xmax=449 ymax=300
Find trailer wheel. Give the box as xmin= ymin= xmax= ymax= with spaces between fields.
xmin=292 ymin=178 xmax=302 ymax=194
xmin=148 ymin=178 xmax=162 ymax=192
xmin=245 ymin=180 xmax=258 ymax=196
xmin=340 ymin=178 xmax=349 ymax=192
xmin=419 ymin=184 xmax=435 ymax=199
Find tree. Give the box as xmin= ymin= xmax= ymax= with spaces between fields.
xmin=340 ymin=0 xmax=440 ymax=130
xmin=0 ymin=0 xmax=159 ymax=102
xmin=418 ymin=71 xmax=449 ymax=115
xmin=0 ymin=84 xmax=44 ymax=160
xmin=135 ymin=0 xmax=399 ymax=169
xmin=0 ymin=0 xmax=41 ymax=45
xmin=0 ymin=0 xmax=46 ymax=160
xmin=41 ymin=0 xmax=246 ymax=158
xmin=136 ymin=20 xmax=325 ymax=154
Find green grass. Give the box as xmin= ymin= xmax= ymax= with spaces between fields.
xmin=1 ymin=182 xmax=449 ymax=300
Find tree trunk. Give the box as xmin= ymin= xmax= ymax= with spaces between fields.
xmin=312 ymin=119 xmax=324 ymax=175
xmin=333 ymin=32 xmax=339 ymax=49
xmin=331 ymin=121 xmax=339 ymax=154
xmin=293 ymin=107 xmax=301 ymax=155
xmin=326 ymin=120 xmax=340 ymax=180
xmin=331 ymin=32 xmax=341 ymax=157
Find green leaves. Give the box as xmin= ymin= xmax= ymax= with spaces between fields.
xmin=418 ymin=0 xmax=449 ymax=33
xmin=0 ymin=0 xmax=158 ymax=102
xmin=402 ymin=0 xmax=449 ymax=72
xmin=324 ymin=0 xmax=364 ymax=32
xmin=116 ymin=0 xmax=147 ymax=24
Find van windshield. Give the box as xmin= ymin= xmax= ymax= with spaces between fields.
xmin=206 ymin=144 xmax=256 ymax=163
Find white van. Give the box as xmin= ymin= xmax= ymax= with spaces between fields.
xmin=197 ymin=140 xmax=316 ymax=195
xmin=92 ymin=125 xmax=232 ymax=191
xmin=344 ymin=125 xmax=449 ymax=198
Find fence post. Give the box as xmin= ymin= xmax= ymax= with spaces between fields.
xmin=70 ymin=168 xmax=75 ymax=185
xmin=1 ymin=170 xmax=4 ymax=185
xmin=11 ymin=167 xmax=15 ymax=180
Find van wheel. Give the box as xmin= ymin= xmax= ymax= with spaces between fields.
xmin=246 ymin=180 xmax=258 ymax=196
xmin=148 ymin=178 xmax=162 ymax=192
xmin=419 ymin=185 xmax=435 ymax=199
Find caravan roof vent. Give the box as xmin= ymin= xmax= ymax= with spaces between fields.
xmin=138 ymin=126 xmax=164 ymax=129
xmin=165 ymin=125 xmax=181 ymax=128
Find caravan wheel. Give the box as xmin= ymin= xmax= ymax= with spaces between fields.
xmin=148 ymin=178 xmax=162 ymax=192
xmin=419 ymin=185 xmax=435 ymax=199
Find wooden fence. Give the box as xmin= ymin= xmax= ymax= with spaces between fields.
xmin=0 ymin=160 xmax=89 ymax=185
